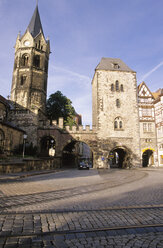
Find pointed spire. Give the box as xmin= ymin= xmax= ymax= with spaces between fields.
xmin=27 ymin=5 xmax=44 ymax=38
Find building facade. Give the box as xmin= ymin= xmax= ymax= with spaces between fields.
xmin=137 ymin=82 xmax=157 ymax=167
xmin=154 ymin=89 xmax=163 ymax=166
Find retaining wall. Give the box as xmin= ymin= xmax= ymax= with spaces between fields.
xmin=0 ymin=157 xmax=61 ymax=174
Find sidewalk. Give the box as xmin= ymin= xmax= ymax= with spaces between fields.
xmin=0 ymin=169 xmax=62 ymax=182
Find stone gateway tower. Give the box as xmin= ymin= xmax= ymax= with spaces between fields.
xmin=11 ymin=5 xmax=50 ymax=113
xmin=92 ymin=58 xmax=141 ymax=168
xmin=9 ymin=5 xmax=50 ymax=146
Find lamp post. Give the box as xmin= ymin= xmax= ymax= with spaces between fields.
xmin=23 ymin=134 xmax=27 ymax=159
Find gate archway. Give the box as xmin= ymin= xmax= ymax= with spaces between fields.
xmin=108 ymin=147 xmax=131 ymax=168
xmin=62 ymin=140 xmax=93 ymax=168
xmin=40 ymin=136 xmax=55 ymax=157
xmin=142 ymin=149 xmax=154 ymax=167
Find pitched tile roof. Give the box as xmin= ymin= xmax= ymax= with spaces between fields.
xmin=96 ymin=58 xmax=135 ymax=72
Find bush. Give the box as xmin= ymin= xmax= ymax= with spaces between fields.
xmin=13 ymin=142 xmax=37 ymax=156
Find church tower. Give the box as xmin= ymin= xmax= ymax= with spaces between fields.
xmin=11 ymin=4 xmax=50 ymax=114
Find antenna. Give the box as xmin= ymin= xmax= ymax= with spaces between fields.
xmin=36 ymin=0 xmax=38 ymax=6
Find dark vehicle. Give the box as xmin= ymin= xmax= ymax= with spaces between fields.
xmin=78 ymin=161 xmax=89 ymax=170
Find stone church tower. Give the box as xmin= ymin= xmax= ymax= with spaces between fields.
xmin=9 ymin=5 xmax=50 ymax=146
xmin=11 ymin=4 xmax=50 ymax=114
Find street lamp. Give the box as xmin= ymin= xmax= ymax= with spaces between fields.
xmin=23 ymin=134 xmax=27 ymax=158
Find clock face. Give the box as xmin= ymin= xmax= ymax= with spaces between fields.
xmin=24 ymin=40 xmax=30 ymax=46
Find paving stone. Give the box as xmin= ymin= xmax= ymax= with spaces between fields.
xmin=0 ymin=169 xmax=162 ymax=247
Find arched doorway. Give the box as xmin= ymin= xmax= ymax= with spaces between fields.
xmin=108 ymin=147 xmax=129 ymax=168
xmin=62 ymin=141 xmax=93 ymax=168
xmin=40 ymin=136 xmax=55 ymax=157
xmin=142 ymin=149 xmax=154 ymax=167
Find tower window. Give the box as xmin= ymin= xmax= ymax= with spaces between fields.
xmin=114 ymin=117 xmax=123 ymax=130
xmin=45 ymin=60 xmax=48 ymax=73
xmin=120 ymin=84 xmax=124 ymax=92
xmin=111 ymin=84 xmax=114 ymax=91
xmin=20 ymin=75 xmax=26 ymax=85
xmin=33 ymin=55 xmax=40 ymax=68
xmin=116 ymin=81 xmax=119 ymax=91
xmin=116 ymin=99 xmax=120 ymax=108
xmin=21 ymin=54 xmax=29 ymax=67
xmin=39 ymin=40 xmax=41 ymax=49
xmin=114 ymin=121 xmax=118 ymax=129
xmin=14 ymin=57 xmax=18 ymax=70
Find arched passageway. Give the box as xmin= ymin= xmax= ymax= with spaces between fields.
xmin=40 ymin=136 xmax=55 ymax=157
xmin=142 ymin=149 xmax=154 ymax=167
xmin=62 ymin=141 xmax=93 ymax=168
xmin=108 ymin=147 xmax=128 ymax=168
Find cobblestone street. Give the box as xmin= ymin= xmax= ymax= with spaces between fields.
xmin=0 ymin=168 xmax=163 ymax=247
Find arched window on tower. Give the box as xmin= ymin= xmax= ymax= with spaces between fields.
xmin=116 ymin=80 xmax=119 ymax=91
xmin=120 ymin=84 xmax=124 ymax=92
xmin=20 ymin=75 xmax=26 ymax=86
xmin=45 ymin=60 xmax=48 ymax=73
xmin=114 ymin=117 xmax=123 ymax=130
xmin=21 ymin=54 xmax=29 ymax=67
xmin=116 ymin=99 xmax=120 ymax=108
xmin=14 ymin=57 xmax=18 ymax=70
xmin=111 ymin=84 xmax=114 ymax=91
xmin=114 ymin=121 xmax=118 ymax=129
xmin=33 ymin=55 xmax=40 ymax=68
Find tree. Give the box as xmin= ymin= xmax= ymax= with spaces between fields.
xmin=46 ymin=91 xmax=76 ymax=127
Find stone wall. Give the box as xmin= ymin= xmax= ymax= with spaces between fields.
xmin=0 ymin=157 xmax=61 ymax=174
xmin=0 ymin=123 xmax=24 ymax=155
xmin=8 ymin=109 xmax=39 ymax=147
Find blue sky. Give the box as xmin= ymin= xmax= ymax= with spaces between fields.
xmin=0 ymin=0 xmax=163 ymax=125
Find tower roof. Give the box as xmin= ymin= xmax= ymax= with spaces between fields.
xmin=96 ymin=58 xmax=135 ymax=72
xmin=27 ymin=5 xmax=44 ymax=38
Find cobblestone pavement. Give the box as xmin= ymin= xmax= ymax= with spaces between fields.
xmin=0 ymin=168 xmax=162 ymax=247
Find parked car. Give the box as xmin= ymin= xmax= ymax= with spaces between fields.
xmin=78 ymin=161 xmax=89 ymax=170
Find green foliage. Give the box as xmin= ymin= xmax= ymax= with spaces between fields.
xmin=13 ymin=142 xmax=37 ymax=156
xmin=46 ymin=91 xmax=76 ymax=127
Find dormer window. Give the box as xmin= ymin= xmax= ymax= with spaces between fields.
xmin=113 ymin=63 xmax=120 ymax=69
